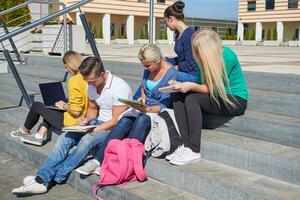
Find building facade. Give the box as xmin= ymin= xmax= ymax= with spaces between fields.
xmin=50 ymin=0 xmax=175 ymax=44
xmin=160 ymin=17 xmax=237 ymax=40
xmin=238 ymin=0 xmax=300 ymax=43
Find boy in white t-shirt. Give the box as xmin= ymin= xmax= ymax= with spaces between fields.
xmin=12 ymin=57 xmax=131 ymax=196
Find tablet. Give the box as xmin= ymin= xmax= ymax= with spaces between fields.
xmin=118 ymin=98 xmax=144 ymax=106
xmin=158 ymin=85 xmax=176 ymax=93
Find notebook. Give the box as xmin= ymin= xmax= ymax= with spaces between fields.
xmin=39 ymin=82 xmax=67 ymax=111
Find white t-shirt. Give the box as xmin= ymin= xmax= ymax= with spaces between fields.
xmin=88 ymin=70 xmax=132 ymax=122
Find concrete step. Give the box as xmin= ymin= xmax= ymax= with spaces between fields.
xmin=248 ymin=89 xmax=300 ymax=118
xmin=0 ymin=151 xmax=93 ymax=200
xmin=15 ymin=64 xmax=68 ymax=82
xmin=214 ymin=110 xmax=300 ymax=148
xmin=244 ymin=71 xmax=300 ymax=94
xmin=0 ymin=122 xmax=205 ymax=200
xmin=0 ymin=73 xmax=68 ymax=93
xmin=0 ymin=94 xmax=299 ymax=149
xmin=0 ymin=99 xmax=299 ymax=185
xmin=0 ymin=84 xmax=40 ymax=106
xmin=117 ymin=75 xmax=300 ymax=118
xmin=0 ymin=122 xmax=299 ymax=200
xmin=23 ymin=55 xmax=300 ymax=94
xmin=201 ymin=130 xmax=300 ymax=185
xmin=145 ymin=157 xmax=300 ymax=200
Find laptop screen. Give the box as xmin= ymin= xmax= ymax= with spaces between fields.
xmin=39 ymin=82 xmax=67 ymax=106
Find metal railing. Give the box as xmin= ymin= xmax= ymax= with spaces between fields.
xmin=0 ymin=0 xmax=96 ymax=108
xmin=0 ymin=0 xmax=68 ymax=61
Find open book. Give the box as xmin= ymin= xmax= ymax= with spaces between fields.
xmin=62 ymin=125 xmax=97 ymax=132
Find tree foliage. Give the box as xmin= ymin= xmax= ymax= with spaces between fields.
xmin=0 ymin=0 xmax=31 ymax=27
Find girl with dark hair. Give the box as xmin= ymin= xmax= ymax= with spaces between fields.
xmin=164 ymin=1 xmax=200 ymax=83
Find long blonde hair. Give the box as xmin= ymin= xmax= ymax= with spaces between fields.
xmin=192 ymin=29 xmax=235 ymax=107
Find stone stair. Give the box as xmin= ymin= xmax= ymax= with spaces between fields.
xmin=0 ymin=54 xmax=299 ymax=199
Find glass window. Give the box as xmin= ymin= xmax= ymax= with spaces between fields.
xmin=266 ymin=0 xmax=275 ymax=10
xmin=157 ymin=0 xmax=165 ymax=3
xmin=288 ymin=0 xmax=298 ymax=8
xmin=296 ymin=29 xmax=299 ymax=40
xmin=110 ymin=23 xmax=115 ymax=36
xmin=121 ymin=23 xmax=126 ymax=37
xmin=248 ymin=1 xmax=256 ymax=11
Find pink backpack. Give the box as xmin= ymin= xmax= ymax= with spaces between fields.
xmin=93 ymin=138 xmax=148 ymax=199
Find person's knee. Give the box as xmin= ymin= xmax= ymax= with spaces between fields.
xmin=31 ymin=102 xmax=44 ymax=111
xmin=55 ymin=132 xmax=74 ymax=148
xmin=136 ymin=114 xmax=151 ymax=127
xmin=76 ymin=134 xmax=93 ymax=150
xmin=185 ymin=93 xmax=206 ymax=106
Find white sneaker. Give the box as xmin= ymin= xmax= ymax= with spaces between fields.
xmin=165 ymin=145 xmax=185 ymax=161
xmin=23 ymin=175 xmax=36 ymax=185
xmin=169 ymin=147 xmax=201 ymax=166
xmin=11 ymin=179 xmax=47 ymax=196
xmin=76 ymin=159 xmax=100 ymax=176
xmin=10 ymin=127 xmax=29 ymax=138
xmin=21 ymin=133 xmax=46 ymax=146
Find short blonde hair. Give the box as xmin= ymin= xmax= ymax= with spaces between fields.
xmin=63 ymin=51 xmax=83 ymax=73
xmin=138 ymin=44 xmax=162 ymax=63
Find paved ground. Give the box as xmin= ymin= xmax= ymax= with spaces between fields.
xmin=86 ymin=44 xmax=300 ymax=75
xmin=0 ymin=151 xmax=92 ymax=200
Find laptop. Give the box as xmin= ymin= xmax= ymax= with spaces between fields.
xmin=39 ymin=82 xmax=67 ymax=111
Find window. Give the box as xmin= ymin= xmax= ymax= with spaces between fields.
xmin=296 ymin=29 xmax=299 ymax=40
xmin=110 ymin=23 xmax=115 ymax=36
xmin=266 ymin=0 xmax=275 ymax=10
xmin=157 ymin=0 xmax=165 ymax=3
xmin=121 ymin=23 xmax=126 ymax=37
xmin=288 ymin=0 xmax=298 ymax=8
xmin=248 ymin=1 xmax=256 ymax=11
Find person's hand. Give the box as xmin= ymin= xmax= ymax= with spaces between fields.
xmin=137 ymin=97 xmax=146 ymax=106
xmin=55 ymin=100 xmax=67 ymax=109
xmin=78 ymin=117 xmax=88 ymax=126
xmin=175 ymin=65 xmax=179 ymax=70
xmin=127 ymin=102 xmax=148 ymax=113
xmin=173 ymin=82 xmax=195 ymax=93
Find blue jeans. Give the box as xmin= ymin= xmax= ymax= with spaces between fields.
xmin=94 ymin=113 xmax=151 ymax=163
xmin=88 ymin=119 xmax=104 ymax=125
xmin=177 ymin=71 xmax=199 ymax=83
xmin=36 ymin=130 xmax=109 ymax=187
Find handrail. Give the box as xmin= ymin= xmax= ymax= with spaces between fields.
xmin=0 ymin=0 xmax=93 ymax=43
xmin=0 ymin=0 xmax=68 ymax=54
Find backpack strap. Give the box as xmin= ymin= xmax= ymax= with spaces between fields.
xmin=92 ymin=185 xmax=104 ymax=200
xmin=116 ymin=140 xmax=128 ymax=183
xmin=158 ymin=110 xmax=182 ymax=156
xmin=131 ymin=140 xmax=147 ymax=181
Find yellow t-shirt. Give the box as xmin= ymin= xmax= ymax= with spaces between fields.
xmin=63 ymin=73 xmax=88 ymax=127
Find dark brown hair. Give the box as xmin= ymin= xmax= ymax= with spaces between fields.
xmin=164 ymin=1 xmax=185 ymax=21
xmin=79 ymin=57 xmax=104 ymax=76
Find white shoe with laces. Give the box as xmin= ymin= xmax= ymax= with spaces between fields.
xmin=76 ymin=159 xmax=100 ymax=176
xmin=23 ymin=175 xmax=36 ymax=185
xmin=169 ymin=147 xmax=201 ymax=166
xmin=10 ymin=127 xmax=29 ymax=138
xmin=165 ymin=145 xmax=185 ymax=161
xmin=11 ymin=179 xmax=47 ymax=196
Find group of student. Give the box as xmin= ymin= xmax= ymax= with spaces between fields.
xmin=11 ymin=1 xmax=248 ymax=196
